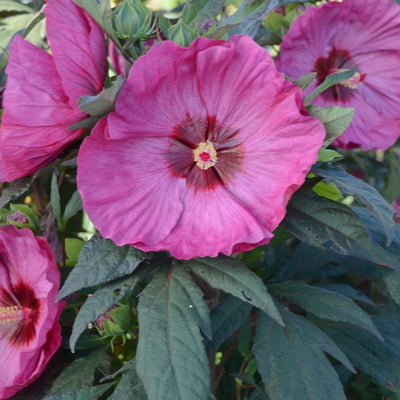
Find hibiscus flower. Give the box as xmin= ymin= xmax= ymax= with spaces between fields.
xmin=77 ymin=35 xmax=324 ymax=260
xmin=0 ymin=0 xmax=107 ymax=181
xmin=0 ymin=226 xmax=63 ymax=399
xmin=275 ymin=0 xmax=400 ymax=150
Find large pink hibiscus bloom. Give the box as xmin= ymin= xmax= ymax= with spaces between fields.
xmin=77 ymin=35 xmax=324 ymax=260
xmin=0 ymin=226 xmax=63 ymax=399
xmin=275 ymin=0 xmax=400 ymax=151
xmin=0 ymin=0 xmax=107 ymax=181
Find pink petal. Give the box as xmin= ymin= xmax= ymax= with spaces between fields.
xmin=137 ymin=185 xmax=274 ymax=259
xmin=77 ymin=119 xmax=186 ymax=246
xmin=195 ymin=35 xmax=286 ymax=133
xmin=0 ymin=36 xmax=84 ymax=180
xmin=108 ymin=41 xmax=207 ymax=140
xmin=44 ymin=0 xmax=107 ymax=107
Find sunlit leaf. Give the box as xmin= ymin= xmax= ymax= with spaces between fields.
xmin=312 ymin=163 xmax=395 ymax=246
xmin=136 ymin=264 xmax=211 ymax=400
xmin=308 ymin=105 xmax=354 ymax=146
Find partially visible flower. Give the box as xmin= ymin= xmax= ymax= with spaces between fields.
xmin=0 ymin=226 xmax=63 ymax=399
xmin=275 ymin=0 xmax=400 ymax=150
xmin=0 ymin=0 xmax=107 ymax=181
xmin=392 ymin=198 xmax=400 ymax=223
xmin=77 ymin=35 xmax=325 ymax=260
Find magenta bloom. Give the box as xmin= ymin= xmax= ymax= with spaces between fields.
xmin=275 ymin=0 xmax=400 ymax=150
xmin=77 ymin=35 xmax=324 ymax=259
xmin=0 ymin=226 xmax=63 ymax=399
xmin=0 ymin=0 xmax=106 ymax=181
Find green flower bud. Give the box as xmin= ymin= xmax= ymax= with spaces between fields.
xmin=113 ymin=0 xmax=153 ymax=39
xmin=168 ymin=20 xmax=198 ymax=47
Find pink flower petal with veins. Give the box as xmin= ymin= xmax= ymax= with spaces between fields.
xmin=275 ymin=0 xmax=400 ymax=150
xmin=78 ymin=35 xmax=325 ymax=259
xmin=0 ymin=0 xmax=106 ymax=181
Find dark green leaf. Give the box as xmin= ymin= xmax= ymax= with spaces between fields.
xmin=320 ymin=313 xmax=400 ymax=394
xmin=185 ymin=256 xmax=283 ymax=326
xmin=269 ymin=281 xmax=382 ymax=339
xmin=305 ymin=68 xmax=358 ymax=104
xmin=58 ymin=234 xmax=149 ymax=299
xmin=44 ymin=383 xmax=114 ymax=400
xmin=282 ymin=189 xmax=400 ymax=268
xmin=182 ymin=0 xmax=225 ymax=27
xmin=253 ymin=309 xmax=351 ymax=400
xmin=70 ymin=268 xmax=149 ymax=352
xmin=51 ymin=173 xmax=62 ymax=229
xmin=136 ymin=264 xmax=211 ymax=400
xmin=205 ymin=294 xmax=252 ymax=351
xmin=383 ymin=150 xmax=400 ymax=203
xmin=307 ymin=105 xmax=354 ymax=146
xmin=383 ymin=266 xmax=400 ymax=306
xmin=108 ymin=360 xmax=147 ymax=400
xmin=78 ymin=75 xmax=125 ymax=117
xmin=48 ymin=347 xmax=110 ymax=394
xmin=63 ymin=190 xmax=83 ymax=223
xmin=312 ymin=163 xmax=395 ymax=246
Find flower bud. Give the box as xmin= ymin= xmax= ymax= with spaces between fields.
xmin=168 ymin=20 xmax=198 ymax=47
xmin=113 ymin=0 xmax=153 ymax=39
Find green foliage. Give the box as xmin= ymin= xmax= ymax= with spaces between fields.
xmin=312 ymin=163 xmax=395 ymax=245
xmin=108 ymin=360 xmax=147 ymax=400
xmin=181 ymin=0 xmax=225 ymax=27
xmin=308 ymin=105 xmax=354 ymax=146
xmin=305 ymin=68 xmax=359 ymax=103
xmin=205 ymin=294 xmax=252 ymax=352
xmin=136 ymin=264 xmax=211 ymax=400
xmin=45 ymin=347 xmax=111 ymax=398
xmin=184 ymin=256 xmax=283 ymax=326
xmin=282 ymin=188 xmax=400 ymax=268
xmin=69 ymin=268 xmax=149 ymax=351
xmin=269 ymin=281 xmax=382 ymax=339
xmin=58 ymin=233 xmax=149 ymax=299
xmin=253 ymin=308 xmax=352 ymax=400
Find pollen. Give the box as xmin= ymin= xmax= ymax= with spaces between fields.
xmin=336 ymin=69 xmax=365 ymax=90
xmin=0 ymin=305 xmax=23 ymax=325
xmin=193 ymin=141 xmax=218 ymax=170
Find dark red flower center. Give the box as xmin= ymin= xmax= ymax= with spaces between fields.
xmin=314 ymin=47 xmax=366 ymax=102
xmin=166 ymin=115 xmax=243 ymax=190
xmin=0 ymin=283 xmax=39 ymax=347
